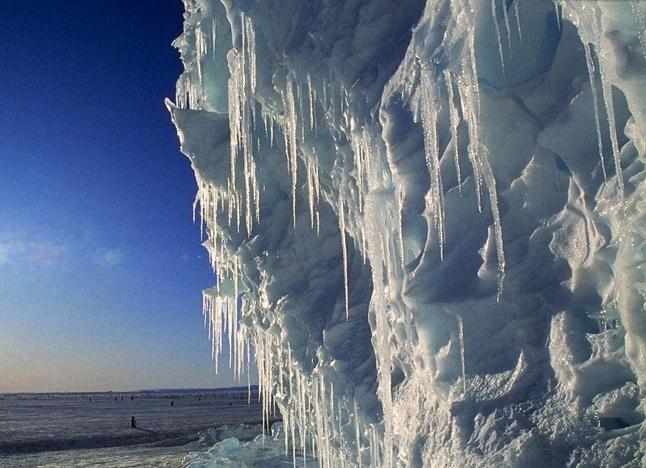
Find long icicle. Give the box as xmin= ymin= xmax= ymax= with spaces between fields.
xmin=444 ymin=70 xmax=462 ymax=193
xmin=420 ymin=68 xmax=446 ymax=260
xmin=584 ymin=42 xmax=608 ymax=180
xmin=492 ymin=0 xmax=506 ymax=73
xmin=339 ymin=194 xmax=350 ymax=320
xmin=592 ymin=9 xmax=624 ymax=200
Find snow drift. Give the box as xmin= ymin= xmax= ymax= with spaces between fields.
xmin=168 ymin=0 xmax=646 ymax=466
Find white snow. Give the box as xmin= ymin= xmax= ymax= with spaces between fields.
xmin=169 ymin=0 xmax=646 ymax=466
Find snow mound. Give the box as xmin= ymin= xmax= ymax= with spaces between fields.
xmin=169 ymin=0 xmax=646 ymax=466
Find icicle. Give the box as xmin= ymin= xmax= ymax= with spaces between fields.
xmin=339 ymin=195 xmax=350 ymax=320
xmin=245 ymin=17 xmax=257 ymax=95
xmin=553 ymin=0 xmax=561 ymax=31
xmin=322 ymin=77 xmax=330 ymax=113
xmin=297 ymin=370 xmax=307 ymax=466
xmin=284 ymin=401 xmax=290 ymax=455
xmin=270 ymin=116 xmax=275 ymax=147
xmin=291 ymin=403 xmax=297 ymax=468
xmin=283 ymin=77 xmax=300 ymax=228
xmin=444 ymin=70 xmax=462 ymax=193
xmin=514 ymin=0 xmax=522 ymax=41
xmin=308 ymin=73 xmax=316 ymax=131
xmin=337 ymin=398 xmax=343 ymax=463
xmin=452 ymin=20 xmax=506 ymax=294
xmin=481 ymin=150 xmax=506 ymax=299
xmin=420 ymin=69 xmax=446 ymax=261
xmin=246 ymin=338 xmax=251 ymax=400
xmin=313 ymin=161 xmax=321 ymax=235
xmin=281 ymin=347 xmax=287 ymax=399
xmin=460 ymin=32 xmax=485 ymax=212
xmin=226 ymin=13 xmax=258 ymax=236
xmin=601 ymin=80 xmax=623 ymax=199
xmin=458 ymin=315 xmax=467 ymax=396
xmin=584 ymin=42 xmax=608 ymax=180
xmin=492 ymin=0 xmax=506 ymax=72
xmin=365 ymin=204 xmax=393 ymax=468
xmin=307 ymin=159 xmax=316 ymax=230
xmin=395 ymin=190 xmax=405 ymax=275
xmin=211 ymin=17 xmax=217 ymax=55
xmin=321 ymin=375 xmax=331 ymax=468
xmin=192 ymin=189 xmax=200 ymax=225
xmin=592 ymin=8 xmax=624 ymax=200
xmin=354 ymin=400 xmax=362 ymax=468
xmin=313 ymin=377 xmax=322 ymax=464
xmin=196 ymin=25 xmax=204 ymax=90
xmin=502 ymin=0 xmax=512 ymax=49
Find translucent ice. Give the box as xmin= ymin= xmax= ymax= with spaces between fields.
xmin=169 ymin=0 xmax=646 ymax=466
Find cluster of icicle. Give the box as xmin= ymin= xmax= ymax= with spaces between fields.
xmin=176 ymin=2 xmax=508 ymax=467
xmin=171 ymin=0 xmax=642 ymax=467
xmin=174 ymin=9 xmax=374 ymax=466
xmin=558 ymin=1 xmax=625 ymax=198
xmin=491 ymin=0 xmax=629 ymax=200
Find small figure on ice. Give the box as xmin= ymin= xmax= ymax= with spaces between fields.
xmin=130 ymin=416 xmax=137 ymax=429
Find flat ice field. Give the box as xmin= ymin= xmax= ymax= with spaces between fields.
xmin=0 ymin=389 xmax=266 ymax=467
xmin=0 ymin=443 xmax=196 ymax=468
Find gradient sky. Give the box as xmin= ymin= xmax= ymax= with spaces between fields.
xmin=0 ymin=1 xmax=247 ymax=392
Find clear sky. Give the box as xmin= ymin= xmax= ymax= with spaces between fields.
xmin=0 ymin=1 xmax=246 ymax=392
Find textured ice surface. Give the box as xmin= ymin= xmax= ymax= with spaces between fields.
xmin=169 ymin=0 xmax=646 ymax=466
xmin=184 ymin=427 xmax=312 ymax=468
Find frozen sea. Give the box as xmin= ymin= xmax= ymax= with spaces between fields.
xmin=0 ymin=389 xmax=268 ymax=468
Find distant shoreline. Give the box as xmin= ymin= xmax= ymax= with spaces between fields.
xmin=0 ymin=385 xmax=259 ymax=397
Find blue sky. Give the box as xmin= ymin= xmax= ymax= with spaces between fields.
xmin=0 ymin=1 xmax=246 ymax=392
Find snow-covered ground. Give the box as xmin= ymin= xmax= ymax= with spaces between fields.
xmin=0 ymin=390 xmax=265 ymax=467
xmin=1 ymin=443 xmax=192 ymax=468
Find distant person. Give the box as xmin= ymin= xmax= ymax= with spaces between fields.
xmin=170 ymin=400 xmax=174 ymax=407
xmin=131 ymin=416 xmax=137 ymax=429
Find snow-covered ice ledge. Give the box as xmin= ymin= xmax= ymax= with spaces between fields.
xmin=168 ymin=0 xmax=646 ymax=466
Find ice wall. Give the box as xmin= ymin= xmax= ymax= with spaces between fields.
xmin=168 ymin=0 xmax=646 ymax=466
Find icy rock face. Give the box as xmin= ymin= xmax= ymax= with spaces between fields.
xmin=168 ymin=0 xmax=646 ymax=466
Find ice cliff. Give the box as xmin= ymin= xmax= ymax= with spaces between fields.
xmin=167 ymin=0 xmax=646 ymax=466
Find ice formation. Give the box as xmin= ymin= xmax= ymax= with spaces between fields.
xmin=168 ymin=0 xmax=646 ymax=466
xmin=184 ymin=426 xmax=304 ymax=468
